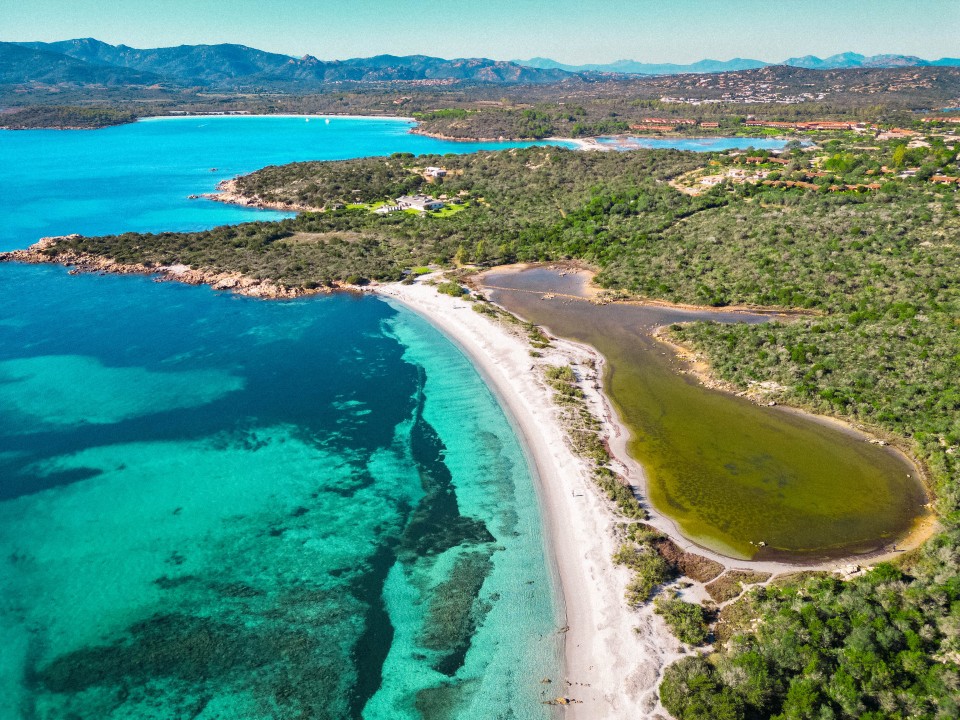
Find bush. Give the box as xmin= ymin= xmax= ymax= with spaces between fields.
xmin=436 ymin=281 xmax=467 ymax=297
xmin=613 ymin=542 xmax=672 ymax=604
xmin=654 ymin=594 xmax=709 ymax=645
xmin=659 ymin=656 xmax=745 ymax=720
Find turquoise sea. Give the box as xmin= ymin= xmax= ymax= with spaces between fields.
xmin=0 ymin=118 xmax=564 ymax=719
xmin=0 ymin=115 xmax=570 ymax=252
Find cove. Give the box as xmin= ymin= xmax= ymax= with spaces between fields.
xmin=0 ymin=264 xmax=560 ymax=719
xmin=483 ymin=266 xmax=930 ymax=561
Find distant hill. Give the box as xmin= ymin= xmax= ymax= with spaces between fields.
xmin=17 ymin=38 xmax=296 ymax=86
xmin=0 ymin=42 xmax=163 ymax=86
xmin=516 ymin=53 xmax=960 ymax=75
xmin=517 ymin=56 xmax=768 ymax=75
xmin=11 ymin=39 xmax=574 ymax=89
xmin=9 ymin=39 xmax=960 ymax=93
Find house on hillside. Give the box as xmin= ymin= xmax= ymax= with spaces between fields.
xmin=397 ymin=194 xmax=446 ymax=212
xmin=424 ymin=166 xmax=447 ymax=178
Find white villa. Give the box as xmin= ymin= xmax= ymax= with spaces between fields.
xmin=424 ymin=166 xmax=447 ymax=178
xmin=396 ymin=194 xmax=446 ymax=212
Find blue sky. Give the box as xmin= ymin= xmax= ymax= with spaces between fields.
xmin=3 ymin=0 xmax=958 ymax=64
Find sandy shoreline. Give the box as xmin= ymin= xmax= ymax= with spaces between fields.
xmin=379 ymin=279 xmax=690 ymax=718
xmin=377 ymin=274 xmax=939 ymax=718
xmin=2 ymin=244 xmax=938 ymax=715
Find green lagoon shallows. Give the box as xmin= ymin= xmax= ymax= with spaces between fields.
xmin=485 ymin=267 xmax=928 ymax=562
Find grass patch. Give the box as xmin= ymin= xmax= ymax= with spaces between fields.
xmin=428 ymin=202 xmax=469 ymax=218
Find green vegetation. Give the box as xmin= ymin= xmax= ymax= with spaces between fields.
xmin=542 ymin=363 xmax=648 ymax=518
xmin=593 ymin=466 xmax=647 ymax=519
xmin=0 ymin=105 xmax=137 ymax=129
xmin=654 ymin=594 xmax=710 ymax=645
xmin=613 ymin=541 xmax=672 ymax=605
xmin=660 ymin=656 xmax=750 ymax=720
xmin=662 ymin=565 xmax=960 ymax=720
xmin=435 ymin=280 xmax=468 ymax=297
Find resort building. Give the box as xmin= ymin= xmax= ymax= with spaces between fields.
xmin=396 ymin=194 xmax=446 ymax=212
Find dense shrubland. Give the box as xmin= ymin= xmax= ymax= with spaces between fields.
xmin=0 ymin=105 xmax=137 ymax=129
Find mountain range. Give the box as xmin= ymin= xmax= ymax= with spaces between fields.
xmin=3 ymin=38 xmax=572 ymax=89
xmin=516 ymin=52 xmax=960 ymax=75
xmin=5 ymin=39 xmax=960 ymax=93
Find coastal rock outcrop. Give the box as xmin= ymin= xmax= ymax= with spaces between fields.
xmin=0 ymin=235 xmax=326 ymax=300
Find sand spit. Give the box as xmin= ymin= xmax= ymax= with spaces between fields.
xmin=379 ymin=275 xmax=938 ymax=718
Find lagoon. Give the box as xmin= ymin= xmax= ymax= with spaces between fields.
xmin=483 ymin=266 xmax=929 ymax=561
xmin=596 ymin=135 xmax=793 ymax=152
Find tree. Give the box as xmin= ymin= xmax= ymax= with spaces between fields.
xmin=660 ymin=656 xmax=745 ymax=720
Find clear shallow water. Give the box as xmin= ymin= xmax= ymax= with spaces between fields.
xmin=0 ymin=119 xmax=561 ymax=718
xmin=0 ymin=115 xmax=569 ymax=252
xmin=0 ymin=265 xmax=560 ymax=719
xmin=596 ymin=136 xmax=791 ymax=152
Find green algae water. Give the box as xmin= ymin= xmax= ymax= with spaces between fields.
xmin=484 ymin=267 xmax=929 ymax=561
xmin=0 ymin=265 xmax=560 ymax=719
xmin=0 ymin=118 xmax=566 ymax=719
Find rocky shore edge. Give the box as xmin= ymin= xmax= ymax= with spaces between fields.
xmin=201 ymin=179 xmax=325 ymax=214
xmin=0 ymin=235 xmax=334 ymax=300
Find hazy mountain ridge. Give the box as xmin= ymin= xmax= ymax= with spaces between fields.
xmin=516 ymin=52 xmax=960 ymax=75
xmin=7 ymin=39 xmax=573 ymax=88
xmin=0 ymin=42 xmax=164 ymax=86
xmin=6 ymin=39 xmax=960 ymax=93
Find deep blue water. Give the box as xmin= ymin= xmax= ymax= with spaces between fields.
xmin=0 ymin=118 xmax=564 ymax=719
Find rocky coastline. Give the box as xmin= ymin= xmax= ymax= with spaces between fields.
xmin=0 ymin=235 xmax=331 ymax=300
xmin=200 ymin=179 xmax=324 ymax=214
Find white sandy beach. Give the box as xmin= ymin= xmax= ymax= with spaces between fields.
xmin=379 ymin=279 xmax=687 ymax=718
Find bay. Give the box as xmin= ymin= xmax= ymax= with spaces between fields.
xmin=0 ymin=117 xmax=564 ymax=719
xmin=0 ymin=115 xmax=569 ymax=252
